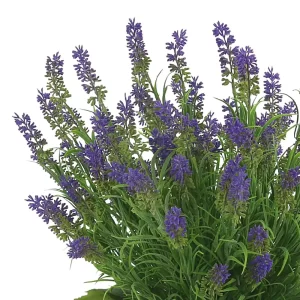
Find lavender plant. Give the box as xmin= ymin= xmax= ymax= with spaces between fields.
xmin=14 ymin=18 xmax=300 ymax=299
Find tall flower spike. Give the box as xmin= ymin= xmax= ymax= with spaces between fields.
xmin=90 ymin=107 xmax=116 ymax=155
xmin=126 ymin=18 xmax=150 ymax=69
xmin=77 ymin=141 xmax=106 ymax=180
xmin=224 ymin=117 xmax=255 ymax=149
xmin=123 ymin=168 xmax=154 ymax=194
xmin=166 ymin=29 xmax=191 ymax=88
xmin=26 ymin=194 xmax=77 ymax=225
xmin=115 ymin=94 xmax=136 ymax=128
xmin=219 ymin=154 xmax=243 ymax=189
xmin=235 ymin=46 xmax=259 ymax=79
xmin=281 ymin=166 xmax=300 ymax=190
xmin=72 ymin=46 xmax=99 ymax=94
xmin=209 ymin=264 xmax=231 ymax=286
xmin=249 ymin=253 xmax=273 ymax=283
xmin=248 ymin=225 xmax=269 ymax=250
xmin=170 ymin=154 xmax=192 ymax=185
xmin=227 ymin=168 xmax=251 ymax=204
xmin=67 ymin=237 xmax=96 ymax=259
xmin=13 ymin=113 xmax=48 ymax=161
xmin=59 ymin=175 xmax=89 ymax=203
xmin=263 ymin=67 xmax=283 ymax=114
xmin=213 ymin=21 xmax=239 ymax=77
xmin=165 ymin=206 xmax=187 ymax=239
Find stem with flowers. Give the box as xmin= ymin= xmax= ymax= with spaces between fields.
xmin=14 ymin=18 xmax=300 ymax=300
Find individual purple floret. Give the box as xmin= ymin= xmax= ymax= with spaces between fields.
xmin=235 ymin=46 xmax=259 ymax=79
xmin=249 ymin=253 xmax=273 ymax=283
xmin=210 ymin=264 xmax=231 ymax=286
xmin=248 ymin=225 xmax=269 ymax=249
xmin=77 ymin=141 xmax=106 ymax=180
xmin=45 ymin=52 xmax=64 ymax=77
xmin=212 ymin=21 xmax=239 ymax=75
xmin=164 ymin=206 xmax=187 ymax=239
xmin=263 ymin=67 xmax=283 ymax=113
xmin=72 ymin=46 xmax=99 ymax=94
xmin=26 ymin=194 xmax=77 ymax=225
xmin=224 ymin=117 xmax=255 ymax=149
xmin=227 ymin=168 xmax=251 ymax=203
xmin=67 ymin=237 xmax=95 ymax=259
xmin=170 ymin=154 xmax=192 ymax=185
xmin=281 ymin=166 xmax=300 ymax=190
xmin=60 ymin=175 xmax=88 ymax=203
xmin=13 ymin=113 xmax=48 ymax=161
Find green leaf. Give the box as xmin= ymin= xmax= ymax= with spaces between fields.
xmin=74 ymin=289 xmax=120 ymax=300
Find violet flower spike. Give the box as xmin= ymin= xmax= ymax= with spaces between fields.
xmin=165 ymin=206 xmax=187 ymax=239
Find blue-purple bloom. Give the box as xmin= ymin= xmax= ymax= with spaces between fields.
xmin=187 ymin=76 xmax=205 ymax=111
xmin=220 ymin=154 xmax=251 ymax=205
xmin=235 ymin=46 xmax=259 ymax=79
xmin=213 ymin=21 xmax=239 ymax=75
xmin=26 ymin=194 xmax=77 ymax=225
xmin=115 ymin=94 xmax=136 ymax=128
xmin=210 ymin=264 xmax=231 ymax=286
xmin=154 ymin=100 xmax=180 ymax=128
xmin=219 ymin=154 xmax=243 ymax=189
xmin=90 ymin=107 xmax=116 ymax=154
xmin=67 ymin=237 xmax=95 ymax=259
xmin=60 ymin=175 xmax=88 ymax=203
xmin=77 ymin=141 xmax=106 ymax=180
xmin=123 ymin=168 xmax=154 ymax=194
xmin=107 ymin=162 xmax=127 ymax=184
xmin=248 ymin=225 xmax=269 ymax=249
xmin=126 ymin=18 xmax=149 ymax=66
xmin=279 ymin=100 xmax=297 ymax=131
xmin=263 ymin=67 xmax=283 ymax=113
xmin=280 ymin=166 xmax=300 ymax=190
xmin=166 ymin=29 xmax=188 ymax=63
xmin=170 ymin=154 xmax=192 ymax=185
xmin=149 ymin=128 xmax=176 ymax=162
xmin=45 ymin=52 xmax=64 ymax=77
xmin=224 ymin=117 xmax=254 ymax=149
xmin=227 ymin=168 xmax=251 ymax=204
xmin=222 ymin=97 xmax=236 ymax=120
xmin=249 ymin=253 xmax=273 ymax=283
xmin=164 ymin=206 xmax=187 ymax=239
xmin=72 ymin=46 xmax=99 ymax=94
xmin=13 ymin=113 xmax=48 ymax=161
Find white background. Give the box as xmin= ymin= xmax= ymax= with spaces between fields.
xmin=1 ymin=1 xmax=300 ymax=299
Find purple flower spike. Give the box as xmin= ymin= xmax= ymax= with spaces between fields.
xmin=224 ymin=117 xmax=254 ymax=149
xmin=235 ymin=46 xmax=259 ymax=79
xmin=281 ymin=166 xmax=300 ymax=190
xmin=210 ymin=264 xmax=230 ymax=286
xmin=250 ymin=253 xmax=273 ymax=283
xmin=170 ymin=154 xmax=192 ymax=185
xmin=26 ymin=194 xmax=77 ymax=225
xmin=248 ymin=225 xmax=269 ymax=249
xmin=13 ymin=113 xmax=48 ymax=161
xmin=72 ymin=46 xmax=99 ymax=94
xmin=67 ymin=237 xmax=95 ymax=259
xmin=165 ymin=206 xmax=187 ymax=239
